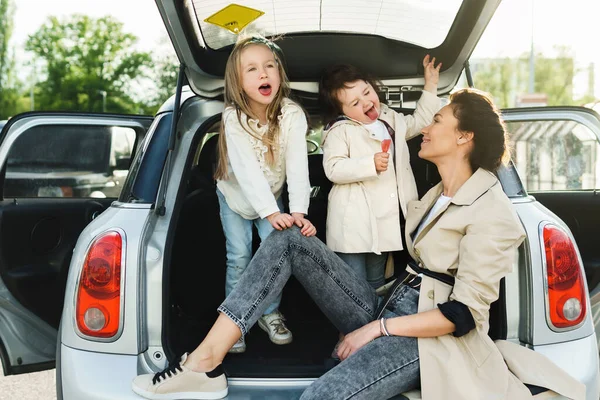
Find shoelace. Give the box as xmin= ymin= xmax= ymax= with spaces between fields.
xmin=269 ymin=317 xmax=289 ymax=334
xmin=152 ymin=359 xmax=183 ymax=384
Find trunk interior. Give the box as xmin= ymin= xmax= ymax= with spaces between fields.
xmin=163 ymin=97 xmax=509 ymax=378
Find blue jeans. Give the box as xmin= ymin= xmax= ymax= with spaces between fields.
xmin=336 ymin=252 xmax=387 ymax=289
xmin=216 ymin=189 xmax=284 ymax=316
xmin=218 ymin=227 xmax=420 ymax=399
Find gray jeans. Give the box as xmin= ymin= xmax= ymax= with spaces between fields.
xmin=336 ymin=251 xmax=388 ymax=289
xmin=218 ymin=227 xmax=420 ymax=400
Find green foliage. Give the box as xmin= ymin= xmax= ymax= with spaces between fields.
xmin=139 ymin=51 xmax=179 ymax=115
xmin=472 ymin=46 xmax=594 ymax=108
xmin=25 ymin=15 xmax=152 ymax=114
xmin=533 ymin=46 xmax=575 ymax=106
xmin=0 ymin=0 xmax=21 ymax=119
xmin=471 ymin=57 xmax=514 ymax=108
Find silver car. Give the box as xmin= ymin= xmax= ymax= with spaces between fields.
xmin=0 ymin=1 xmax=599 ymax=399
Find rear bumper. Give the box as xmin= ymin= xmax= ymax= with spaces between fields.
xmin=532 ymin=333 xmax=600 ymax=400
xmin=59 ymin=344 xmax=141 ymax=400
xmin=59 ymin=335 xmax=599 ymax=400
xmin=58 ymin=345 xmax=310 ymax=399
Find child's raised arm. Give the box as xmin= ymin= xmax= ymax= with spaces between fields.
xmin=423 ymin=54 xmax=441 ymax=94
xmin=403 ymin=55 xmax=442 ymax=141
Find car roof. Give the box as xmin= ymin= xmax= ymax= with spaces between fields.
xmin=155 ymin=0 xmax=502 ymax=97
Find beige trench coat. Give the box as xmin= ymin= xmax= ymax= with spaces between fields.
xmin=404 ymin=168 xmax=585 ymax=400
xmin=322 ymin=91 xmax=440 ymax=254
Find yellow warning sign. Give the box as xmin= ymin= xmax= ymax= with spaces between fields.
xmin=204 ymin=4 xmax=265 ymax=34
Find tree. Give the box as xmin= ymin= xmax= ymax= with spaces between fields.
xmin=532 ymin=46 xmax=575 ymax=106
xmin=138 ymin=36 xmax=179 ymax=115
xmin=471 ymin=57 xmax=515 ymax=108
xmin=140 ymin=35 xmax=179 ymax=115
xmin=0 ymin=0 xmax=21 ymax=119
xmin=148 ymin=53 xmax=179 ymax=111
xmin=470 ymin=46 xmax=594 ymax=108
xmin=25 ymin=15 xmax=152 ymax=114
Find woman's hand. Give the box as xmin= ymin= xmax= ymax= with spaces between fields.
xmin=291 ymin=212 xmax=317 ymax=236
xmin=266 ymin=212 xmax=295 ymax=230
xmin=423 ymin=54 xmax=442 ymax=94
xmin=336 ymin=321 xmax=380 ymax=361
xmin=374 ymin=152 xmax=389 ymax=173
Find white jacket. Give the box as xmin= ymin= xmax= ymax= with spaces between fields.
xmin=322 ymin=91 xmax=440 ymax=254
xmin=217 ymin=98 xmax=311 ymax=220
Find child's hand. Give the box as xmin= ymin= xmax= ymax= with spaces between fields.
xmin=374 ymin=152 xmax=389 ymax=173
xmin=291 ymin=213 xmax=317 ymax=237
xmin=423 ymin=54 xmax=441 ymax=94
xmin=267 ymin=212 xmax=295 ymax=230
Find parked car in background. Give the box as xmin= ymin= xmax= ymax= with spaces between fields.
xmin=3 ymin=116 xmax=141 ymax=198
xmin=0 ymin=1 xmax=598 ymax=399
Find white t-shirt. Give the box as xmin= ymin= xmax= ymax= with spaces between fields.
xmin=413 ymin=194 xmax=452 ymax=239
xmin=364 ymin=120 xmax=394 ymax=154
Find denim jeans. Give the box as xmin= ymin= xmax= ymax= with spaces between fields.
xmin=336 ymin=252 xmax=388 ymax=289
xmin=216 ymin=188 xmax=284 ymax=316
xmin=218 ymin=227 xmax=420 ymax=400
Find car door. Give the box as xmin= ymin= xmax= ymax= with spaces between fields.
xmin=501 ymin=106 xmax=600 ymax=344
xmin=0 ymin=112 xmax=152 ymax=375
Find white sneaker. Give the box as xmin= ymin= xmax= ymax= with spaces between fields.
xmin=228 ymin=336 xmax=246 ymax=353
xmin=131 ymin=353 xmax=228 ymax=400
xmin=258 ymin=310 xmax=293 ymax=345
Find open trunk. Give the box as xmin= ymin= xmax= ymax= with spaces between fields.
xmin=162 ymin=98 xmax=510 ymax=378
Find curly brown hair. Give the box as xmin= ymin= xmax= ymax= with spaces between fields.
xmin=318 ymin=64 xmax=382 ymax=125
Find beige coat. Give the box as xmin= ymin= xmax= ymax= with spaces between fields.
xmin=322 ymin=91 xmax=440 ymax=254
xmin=405 ymin=168 xmax=585 ymax=400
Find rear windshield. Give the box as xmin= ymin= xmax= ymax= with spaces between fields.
xmin=192 ymin=0 xmax=464 ymax=50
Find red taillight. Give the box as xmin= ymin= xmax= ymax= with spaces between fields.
xmin=76 ymin=231 xmax=123 ymax=338
xmin=543 ymin=224 xmax=586 ymax=329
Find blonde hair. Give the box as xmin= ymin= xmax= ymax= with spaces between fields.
xmin=214 ymin=34 xmax=291 ymax=180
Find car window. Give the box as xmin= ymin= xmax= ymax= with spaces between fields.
xmin=506 ymin=119 xmax=599 ymax=191
xmin=3 ymin=124 xmax=137 ymax=198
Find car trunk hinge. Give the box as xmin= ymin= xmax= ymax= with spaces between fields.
xmin=381 ymin=86 xmax=413 ymax=108
xmin=156 ymin=63 xmax=186 ymax=216
xmin=464 ymin=60 xmax=474 ymax=88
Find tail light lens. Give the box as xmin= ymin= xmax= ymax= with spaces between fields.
xmin=543 ymin=224 xmax=587 ymax=329
xmin=76 ymin=231 xmax=124 ymax=338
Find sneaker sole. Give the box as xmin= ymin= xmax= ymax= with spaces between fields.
xmin=132 ymin=384 xmax=228 ymax=400
xmin=257 ymin=319 xmax=293 ymax=345
xmin=227 ymin=345 xmax=246 ymax=354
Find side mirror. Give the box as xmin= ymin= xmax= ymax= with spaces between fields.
xmin=115 ymin=156 xmax=131 ymax=170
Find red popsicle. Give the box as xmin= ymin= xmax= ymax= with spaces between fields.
xmin=381 ymin=138 xmax=392 ymax=152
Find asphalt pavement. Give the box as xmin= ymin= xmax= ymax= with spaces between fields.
xmin=0 ymin=364 xmax=56 ymax=400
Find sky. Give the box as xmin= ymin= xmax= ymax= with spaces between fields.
xmin=9 ymin=0 xmax=600 ymax=97
xmin=12 ymin=0 xmax=170 ymax=55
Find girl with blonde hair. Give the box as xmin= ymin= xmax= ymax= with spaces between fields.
xmin=212 ymin=34 xmax=316 ymax=353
